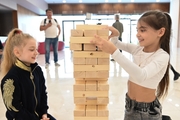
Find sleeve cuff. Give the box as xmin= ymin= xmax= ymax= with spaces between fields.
xmin=111 ymin=49 xmax=120 ymax=59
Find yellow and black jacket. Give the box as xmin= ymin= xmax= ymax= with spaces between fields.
xmin=1 ymin=60 xmax=48 ymax=120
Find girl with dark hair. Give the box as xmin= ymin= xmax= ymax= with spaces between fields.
xmin=91 ymin=10 xmax=172 ymax=120
xmin=0 ymin=28 xmax=56 ymax=120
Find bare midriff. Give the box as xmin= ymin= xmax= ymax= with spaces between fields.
xmin=128 ymin=80 xmax=156 ymax=102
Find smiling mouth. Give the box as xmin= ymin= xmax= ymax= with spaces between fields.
xmin=139 ymin=39 xmax=144 ymax=42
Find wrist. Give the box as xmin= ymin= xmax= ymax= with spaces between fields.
xmin=111 ymin=48 xmax=117 ymax=55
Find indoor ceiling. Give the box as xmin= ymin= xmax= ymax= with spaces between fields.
xmin=0 ymin=0 xmax=171 ymax=12
xmin=0 ymin=5 xmax=12 ymax=11
xmin=44 ymin=0 xmax=170 ymax=4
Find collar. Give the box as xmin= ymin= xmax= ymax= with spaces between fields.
xmin=15 ymin=59 xmax=31 ymax=72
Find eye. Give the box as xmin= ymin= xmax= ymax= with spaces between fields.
xmin=29 ymin=48 xmax=35 ymax=51
xmin=140 ymin=29 xmax=146 ymax=32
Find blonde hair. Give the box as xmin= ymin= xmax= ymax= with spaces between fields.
xmin=0 ymin=28 xmax=34 ymax=77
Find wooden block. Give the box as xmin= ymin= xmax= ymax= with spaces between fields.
xmin=74 ymin=97 xmax=98 ymax=105
xmin=70 ymin=43 xmax=82 ymax=50
xmin=97 ymin=29 xmax=109 ymax=36
xmin=70 ymin=36 xmax=108 ymax=44
xmin=84 ymin=44 xmax=97 ymax=51
xmin=98 ymin=58 xmax=109 ymax=65
xmin=74 ymin=91 xmax=108 ymax=97
xmin=86 ymin=97 xmax=97 ymax=104
xmin=76 ymin=25 xmax=108 ymax=30
xmin=71 ymin=29 xmax=84 ymax=37
xmin=86 ymin=81 xmax=97 ymax=91
xmin=73 ymin=51 xmax=109 ymax=58
xmin=84 ymin=78 xmax=108 ymax=81
xmin=96 ymin=71 xmax=109 ymax=78
xmin=84 ymin=30 xmax=97 ymax=37
xmin=86 ymin=71 xmax=97 ymax=78
xmin=97 ymin=81 xmax=109 ymax=91
xmin=97 ymin=47 xmax=102 ymax=51
xmin=85 ymin=58 xmax=97 ymax=65
xmin=97 ymin=105 xmax=108 ymax=117
xmin=86 ymin=105 xmax=96 ymax=117
xmin=86 ymin=71 xmax=109 ymax=78
xmin=74 ymin=97 xmax=109 ymax=105
xmin=74 ymin=65 xmax=109 ymax=71
xmin=74 ymin=97 xmax=86 ymax=104
xmin=74 ymin=105 xmax=85 ymax=116
xmin=97 ymin=98 xmax=109 ymax=105
xmin=73 ymin=57 xmax=86 ymax=64
xmin=74 ymin=71 xmax=86 ymax=78
xmin=74 ymin=117 xmax=108 ymax=120
xmin=74 ymin=81 xmax=85 ymax=91
xmin=75 ymin=78 xmax=108 ymax=81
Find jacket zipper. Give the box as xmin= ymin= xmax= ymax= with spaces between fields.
xmin=30 ymin=66 xmax=39 ymax=117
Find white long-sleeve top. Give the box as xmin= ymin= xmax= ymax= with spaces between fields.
xmin=111 ymin=37 xmax=169 ymax=89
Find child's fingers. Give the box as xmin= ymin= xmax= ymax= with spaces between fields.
xmin=90 ymin=35 xmax=100 ymax=44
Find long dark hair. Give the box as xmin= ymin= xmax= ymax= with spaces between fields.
xmin=138 ymin=10 xmax=172 ymax=99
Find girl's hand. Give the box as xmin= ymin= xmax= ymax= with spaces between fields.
xmin=41 ymin=114 xmax=50 ymax=120
xmin=90 ymin=35 xmax=117 ymax=54
xmin=105 ymin=26 xmax=120 ymax=39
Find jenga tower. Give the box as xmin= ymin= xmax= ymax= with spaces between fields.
xmin=70 ymin=25 xmax=110 ymax=120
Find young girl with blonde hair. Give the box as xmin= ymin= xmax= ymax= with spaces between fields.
xmin=1 ymin=28 xmax=56 ymax=120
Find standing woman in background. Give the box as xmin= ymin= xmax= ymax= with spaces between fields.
xmin=0 ymin=28 xmax=56 ymax=120
xmin=91 ymin=10 xmax=171 ymax=120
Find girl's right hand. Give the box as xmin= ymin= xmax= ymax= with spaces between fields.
xmin=107 ymin=26 xmax=120 ymax=39
xmin=90 ymin=35 xmax=117 ymax=54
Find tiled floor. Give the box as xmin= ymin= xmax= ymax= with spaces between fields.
xmin=0 ymin=48 xmax=180 ymax=120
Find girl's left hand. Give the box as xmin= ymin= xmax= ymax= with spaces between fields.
xmin=41 ymin=114 xmax=50 ymax=120
xmin=90 ymin=35 xmax=117 ymax=54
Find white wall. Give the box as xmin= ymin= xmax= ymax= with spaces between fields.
xmin=170 ymin=0 xmax=180 ymax=49
xmin=169 ymin=0 xmax=180 ymax=68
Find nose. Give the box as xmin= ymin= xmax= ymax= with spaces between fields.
xmin=136 ymin=31 xmax=140 ymax=38
xmin=35 ymin=50 xmax=39 ymax=55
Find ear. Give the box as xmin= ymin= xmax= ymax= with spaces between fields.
xmin=158 ymin=27 xmax=165 ymax=37
xmin=13 ymin=47 xmax=21 ymax=58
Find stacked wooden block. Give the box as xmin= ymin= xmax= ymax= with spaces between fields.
xmin=70 ymin=25 xmax=110 ymax=120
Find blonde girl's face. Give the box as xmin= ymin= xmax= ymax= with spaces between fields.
xmin=17 ymin=38 xmax=39 ymax=66
xmin=136 ymin=21 xmax=162 ymax=52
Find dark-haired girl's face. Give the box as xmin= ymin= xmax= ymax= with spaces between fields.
xmin=136 ymin=21 xmax=161 ymax=52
